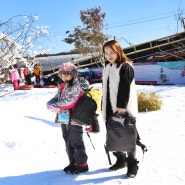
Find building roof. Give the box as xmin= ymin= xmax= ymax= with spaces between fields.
xmin=35 ymin=54 xmax=93 ymax=71
xmin=35 ymin=31 xmax=185 ymax=75
xmin=123 ymin=31 xmax=185 ymax=63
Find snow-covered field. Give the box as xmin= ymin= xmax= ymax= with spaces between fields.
xmin=0 ymin=83 xmax=185 ymax=185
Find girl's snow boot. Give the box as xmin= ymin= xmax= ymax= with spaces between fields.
xmin=63 ymin=163 xmax=75 ymax=173
xmin=65 ymin=162 xmax=89 ymax=174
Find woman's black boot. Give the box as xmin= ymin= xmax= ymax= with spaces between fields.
xmin=126 ymin=158 xmax=139 ymax=178
xmin=109 ymin=152 xmax=126 ymax=171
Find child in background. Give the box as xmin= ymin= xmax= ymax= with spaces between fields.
xmin=46 ymin=63 xmax=89 ymax=174
xmin=9 ymin=64 xmax=20 ymax=90
xmin=23 ymin=66 xmax=32 ymax=85
xmin=78 ymin=77 xmax=102 ymax=133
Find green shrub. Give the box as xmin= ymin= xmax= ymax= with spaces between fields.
xmin=137 ymin=91 xmax=162 ymax=112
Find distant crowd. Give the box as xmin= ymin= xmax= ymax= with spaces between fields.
xmin=0 ymin=63 xmax=50 ymax=90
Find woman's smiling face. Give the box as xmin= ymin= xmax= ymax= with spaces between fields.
xmin=104 ymin=46 xmax=118 ymax=64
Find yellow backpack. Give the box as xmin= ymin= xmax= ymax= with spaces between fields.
xmin=87 ymin=87 xmax=102 ymax=114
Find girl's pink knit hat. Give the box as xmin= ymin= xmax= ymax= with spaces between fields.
xmin=59 ymin=62 xmax=76 ymax=72
xmin=59 ymin=62 xmax=78 ymax=77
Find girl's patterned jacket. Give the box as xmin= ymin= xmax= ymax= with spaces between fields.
xmin=47 ymin=78 xmax=83 ymax=111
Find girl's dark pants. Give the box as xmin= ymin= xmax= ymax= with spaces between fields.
xmin=61 ymin=124 xmax=88 ymax=165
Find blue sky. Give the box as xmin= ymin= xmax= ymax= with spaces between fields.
xmin=1 ymin=0 xmax=185 ymax=54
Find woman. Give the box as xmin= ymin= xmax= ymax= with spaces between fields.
xmin=102 ymin=40 xmax=139 ymax=178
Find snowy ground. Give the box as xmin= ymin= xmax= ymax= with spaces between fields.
xmin=0 ymin=83 xmax=185 ymax=185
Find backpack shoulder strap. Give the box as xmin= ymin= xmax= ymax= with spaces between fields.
xmin=86 ymin=91 xmax=92 ymax=98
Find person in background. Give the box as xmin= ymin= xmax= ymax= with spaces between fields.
xmin=78 ymin=77 xmax=102 ymax=133
xmin=46 ymin=63 xmax=89 ymax=174
xmin=102 ymin=40 xmax=139 ymax=178
xmin=33 ymin=64 xmax=42 ymax=85
xmin=1 ymin=69 xmax=10 ymax=83
xmin=9 ymin=64 xmax=20 ymax=90
xmin=23 ymin=66 xmax=32 ymax=85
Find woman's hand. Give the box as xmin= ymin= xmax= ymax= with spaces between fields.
xmin=117 ymin=108 xmax=126 ymax=115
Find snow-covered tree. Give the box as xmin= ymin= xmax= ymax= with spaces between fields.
xmin=0 ymin=15 xmax=50 ymax=72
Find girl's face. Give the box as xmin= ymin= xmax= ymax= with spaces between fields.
xmin=60 ymin=73 xmax=73 ymax=82
xmin=104 ymin=46 xmax=118 ymax=64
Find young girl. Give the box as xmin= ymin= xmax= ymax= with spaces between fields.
xmin=46 ymin=63 xmax=89 ymax=174
xmin=102 ymin=40 xmax=139 ymax=178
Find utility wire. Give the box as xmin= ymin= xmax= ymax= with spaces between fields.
xmin=107 ymin=15 xmax=174 ymax=29
xmin=108 ymin=11 xmax=176 ymax=26
xmin=50 ymin=11 xmax=184 ymax=36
